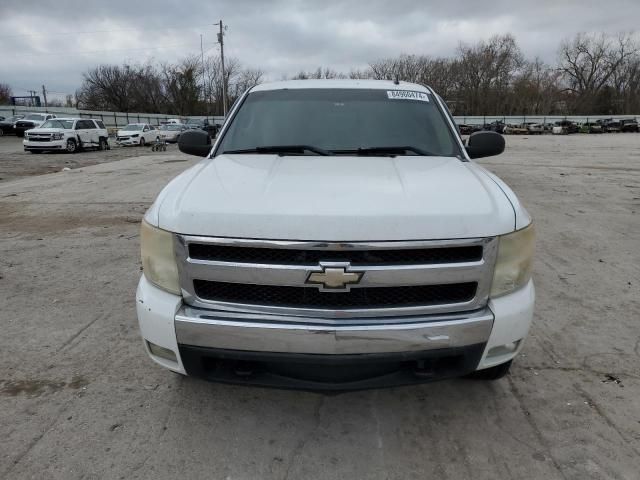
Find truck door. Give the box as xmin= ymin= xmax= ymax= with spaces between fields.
xmin=86 ymin=120 xmax=99 ymax=145
xmin=75 ymin=120 xmax=93 ymax=147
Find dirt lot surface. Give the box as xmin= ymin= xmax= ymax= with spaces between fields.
xmin=0 ymin=135 xmax=173 ymax=183
xmin=0 ymin=134 xmax=639 ymax=479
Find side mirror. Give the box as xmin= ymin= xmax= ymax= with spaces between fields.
xmin=465 ymin=131 xmax=505 ymax=159
xmin=178 ymin=129 xmax=212 ymax=157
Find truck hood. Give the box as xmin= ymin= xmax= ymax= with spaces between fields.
xmin=26 ymin=128 xmax=65 ymax=134
xmin=153 ymin=154 xmax=516 ymax=241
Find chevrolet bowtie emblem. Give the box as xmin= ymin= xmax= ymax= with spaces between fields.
xmin=306 ymin=263 xmax=364 ymax=292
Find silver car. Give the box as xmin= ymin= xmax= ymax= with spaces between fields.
xmin=158 ymin=124 xmax=187 ymax=143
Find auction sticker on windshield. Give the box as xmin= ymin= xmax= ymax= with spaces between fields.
xmin=386 ymin=90 xmax=429 ymax=101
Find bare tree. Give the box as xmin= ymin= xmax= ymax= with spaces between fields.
xmin=162 ymin=56 xmax=202 ymax=115
xmin=558 ymin=32 xmax=639 ymax=112
xmin=292 ymin=67 xmax=346 ymax=80
xmin=204 ymin=55 xmax=264 ymax=114
xmin=455 ymin=34 xmax=524 ymax=115
xmin=73 ymin=30 xmax=640 ymax=117
xmin=0 ymin=82 xmax=11 ymax=104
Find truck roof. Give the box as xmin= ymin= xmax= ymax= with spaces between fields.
xmin=251 ymin=79 xmax=431 ymax=93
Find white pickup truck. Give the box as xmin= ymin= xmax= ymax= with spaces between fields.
xmin=23 ymin=118 xmax=109 ymax=153
xmin=137 ymin=80 xmax=535 ymax=390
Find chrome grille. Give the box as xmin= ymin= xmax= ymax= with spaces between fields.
xmin=193 ymin=280 xmax=477 ymax=309
xmin=26 ymin=133 xmax=52 ymax=142
xmin=176 ymin=236 xmax=498 ymax=319
xmin=188 ymin=243 xmax=483 ymax=266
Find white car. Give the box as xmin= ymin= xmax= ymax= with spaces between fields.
xmin=23 ymin=118 xmax=109 ymax=153
xmin=525 ymin=123 xmax=545 ymax=134
xmin=116 ymin=123 xmax=157 ymax=146
xmin=14 ymin=113 xmax=56 ymax=137
xmin=137 ymin=80 xmax=535 ymax=390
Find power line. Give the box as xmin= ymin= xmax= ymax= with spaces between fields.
xmin=0 ymin=24 xmax=214 ymax=39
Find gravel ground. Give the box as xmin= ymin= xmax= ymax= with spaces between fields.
xmin=0 ymin=135 xmax=177 ymax=183
xmin=0 ymin=134 xmax=639 ymax=479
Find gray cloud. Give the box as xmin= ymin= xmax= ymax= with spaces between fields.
xmin=1 ymin=0 xmax=638 ymax=99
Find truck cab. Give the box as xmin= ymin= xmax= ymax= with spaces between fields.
xmin=137 ymin=80 xmax=535 ymax=390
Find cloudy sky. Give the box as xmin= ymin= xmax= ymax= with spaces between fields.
xmin=1 ymin=0 xmax=638 ymax=101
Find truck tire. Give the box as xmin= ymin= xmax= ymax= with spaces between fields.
xmin=66 ymin=138 xmax=77 ymax=153
xmin=98 ymin=137 xmax=108 ymax=151
xmin=466 ymin=360 xmax=512 ymax=380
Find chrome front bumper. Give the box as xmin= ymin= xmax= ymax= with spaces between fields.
xmin=175 ymin=306 xmax=493 ymax=354
xmin=137 ymin=275 xmax=534 ymax=389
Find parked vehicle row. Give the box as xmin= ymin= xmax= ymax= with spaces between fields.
xmin=458 ymin=118 xmax=639 ymax=136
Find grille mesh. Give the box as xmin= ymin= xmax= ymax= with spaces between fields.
xmin=193 ymin=280 xmax=477 ymax=309
xmin=188 ymin=244 xmax=482 ymax=266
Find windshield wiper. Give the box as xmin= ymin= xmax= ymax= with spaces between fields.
xmin=331 ymin=146 xmax=435 ymax=157
xmin=222 ymin=145 xmax=332 ymax=156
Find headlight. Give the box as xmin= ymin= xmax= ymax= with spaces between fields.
xmin=490 ymin=223 xmax=535 ymax=297
xmin=140 ymin=220 xmax=180 ymax=295
xmin=131 ymin=133 xmax=139 ymax=138
xmin=52 ymin=133 xmax=64 ymax=140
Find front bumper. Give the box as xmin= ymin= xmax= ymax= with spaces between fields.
xmin=136 ymin=276 xmax=534 ymax=389
xmin=24 ymin=139 xmax=65 ymax=150
xmin=116 ymin=137 xmax=140 ymax=145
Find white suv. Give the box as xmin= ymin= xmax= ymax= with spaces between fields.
xmin=23 ymin=118 xmax=109 ymax=153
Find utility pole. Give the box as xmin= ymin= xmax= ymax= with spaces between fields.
xmin=41 ymin=85 xmax=48 ymax=110
xmin=215 ymin=20 xmax=227 ymax=116
xmin=200 ymin=34 xmax=208 ymax=118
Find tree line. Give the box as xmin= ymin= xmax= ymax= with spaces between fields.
xmin=3 ymin=31 xmax=638 ymax=116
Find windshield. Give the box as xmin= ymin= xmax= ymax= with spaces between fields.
xmin=25 ymin=114 xmax=46 ymax=121
xmin=217 ymin=88 xmax=461 ymax=157
xmin=123 ymin=124 xmax=143 ymax=131
xmin=41 ymin=119 xmax=74 ymax=129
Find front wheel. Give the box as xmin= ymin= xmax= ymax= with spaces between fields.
xmin=139 ymin=137 xmax=145 ymax=147
xmin=98 ymin=138 xmax=108 ymax=151
xmin=466 ymin=360 xmax=512 ymax=380
xmin=66 ymin=139 xmax=77 ymax=153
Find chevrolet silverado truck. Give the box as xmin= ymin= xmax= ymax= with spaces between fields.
xmin=137 ymin=80 xmax=535 ymax=390
xmin=23 ymin=118 xmax=109 ymax=153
